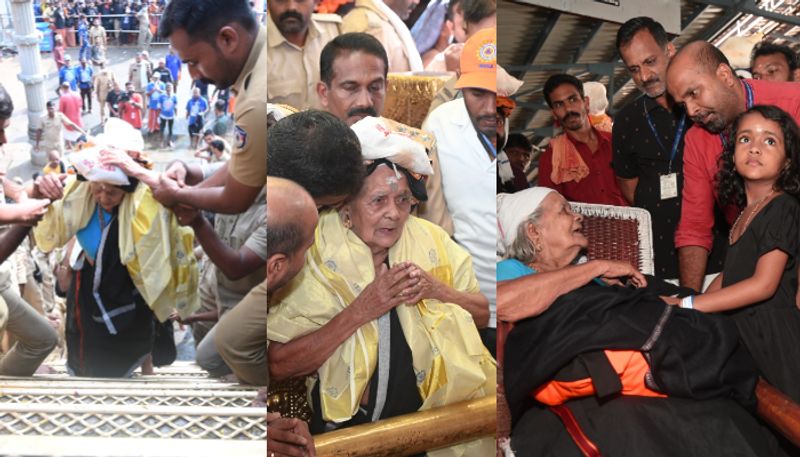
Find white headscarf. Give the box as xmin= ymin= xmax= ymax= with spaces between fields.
xmin=496 ymin=187 xmax=556 ymax=258
xmin=350 ymin=116 xmax=433 ymax=176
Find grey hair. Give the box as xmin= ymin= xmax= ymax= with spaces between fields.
xmin=508 ymin=206 xmax=546 ymax=263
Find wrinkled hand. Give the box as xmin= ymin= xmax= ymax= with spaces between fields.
xmin=33 ymin=173 xmax=67 ymax=201
xmin=267 ymin=412 xmax=316 ymax=457
xmin=151 ymin=173 xmax=182 ymax=208
xmin=172 ymin=203 xmax=200 ymax=227
xmin=12 ymin=198 xmax=50 ymax=225
xmin=98 ymin=147 xmax=140 ymax=176
xmin=597 ymin=260 xmax=647 ymax=288
xmin=404 ymin=264 xmax=446 ymax=304
xmin=444 ymin=43 xmax=465 ymax=73
xmin=351 ymin=262 xmax=420 ymax=324
xmin=164 ymin=161 xmax=188 ymax=188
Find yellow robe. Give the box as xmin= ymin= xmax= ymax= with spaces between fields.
xmin=269 ymin=210 xmax=496 ymax=457
xmin=33 ymin=177 xmax=199 ymax=322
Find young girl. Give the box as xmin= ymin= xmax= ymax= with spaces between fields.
xmin=683 ymin=105 xmax=800 ymax=402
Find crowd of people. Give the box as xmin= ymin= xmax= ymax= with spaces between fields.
xmin=499 ymin=14 xmax=800 ymax=457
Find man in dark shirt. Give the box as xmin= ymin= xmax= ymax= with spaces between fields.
xmin=105 ymin=80 xmax=124 ymax=118
xmin=611 ymin=17 xmax=726 ymax=282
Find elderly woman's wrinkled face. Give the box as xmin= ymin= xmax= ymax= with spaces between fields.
xmin=530 ymin=193 xmax=587 ymax=260
xmin=90 ymin=182 xmax=125 ymax=213
xmin=345 ymin=165 xmax=414 ymax=253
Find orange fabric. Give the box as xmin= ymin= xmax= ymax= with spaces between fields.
xmin=497 ymin=96 xmax=515 ymax=118
xmin=316 ymin=0 xmax=353 ymax=13
xmin=549 ymin=134 xmax=590 ymax=185
xmin=533 ymin=350 xmax=666 ymax=406
xmin=589 ymin=114 xmax=613 ymax=133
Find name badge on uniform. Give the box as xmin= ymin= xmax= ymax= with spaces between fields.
xmin=660 ymin=173 xmax=678 ymax=200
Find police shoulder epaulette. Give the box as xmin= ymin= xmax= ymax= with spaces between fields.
xmin=313 ymin=13 xmax=342 ymax=23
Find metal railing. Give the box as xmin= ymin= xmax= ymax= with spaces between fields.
xmin=0 ymin=11 xmax=268 ymax=50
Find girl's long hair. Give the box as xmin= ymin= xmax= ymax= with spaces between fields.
xmin=716 ymin=104 xmax=800 ymax=208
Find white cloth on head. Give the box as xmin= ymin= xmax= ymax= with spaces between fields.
xmin=497 ymin=65 xmax=523 ymax=98
xmin=373 ymin=0 xmax=424 ymax=71
xmin=496 ymin=187 xmax=555 ymax=258
xmin=351 ymin=116 xmax=434 ymax=175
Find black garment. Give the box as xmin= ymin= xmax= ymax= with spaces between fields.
xmin=723 ymin=193 xmax=800 ymax=403
xmin=310 ymin=308 xmax=423 ymax=457
xmin=160 ymin=118 xmax=174 ymax=143
xmin=80 ymin=87 xmax=92 ymax=111
xmin=106 ymin=89 xmax=123 ymax=117
xmin=66 ymin=214 xmax=155 ymax=377
xmin=504 ymin=281 xmax=759 ymax=425
xmin=611 ymin=95 xmax=727 ymax=278
xmin=193 ymin=79 xmax=210 ymax=99
xmin=54 ymin=9 xmax=66 ymax=29
xmin=158 ymin=69 xmax=174 ymax=86
xmin=511 ymin=395 xmax=786 ymax=457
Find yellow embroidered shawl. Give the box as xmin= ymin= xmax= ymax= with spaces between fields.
xmin=33 ymin=177 xmax=199 ymax=322
xmin=268 ymin=210 xmax=496 ymax=457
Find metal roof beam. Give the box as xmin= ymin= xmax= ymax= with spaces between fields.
xmin=506 ymin=62 xmax=621 ymax=74
xmin=512 ymin=10 xmax=561 ymax=80
xmin=693 ymin=0 xmax=800 ymax=27
xmin=571 ymin=21 xmax=604 ymax=63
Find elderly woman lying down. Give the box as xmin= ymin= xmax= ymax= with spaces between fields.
xmin=268 ymin=117 xmax=495 ymax=457
xmin=496 ymin=187 xmax=786 ymax=457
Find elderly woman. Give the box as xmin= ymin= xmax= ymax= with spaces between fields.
xmin=268 ymin=117 xmax=495 ymax=457
xmin=32 ymin=122 xmax=198 ymax=378
xmin=496 ymin=187 xmax=787 ymax=457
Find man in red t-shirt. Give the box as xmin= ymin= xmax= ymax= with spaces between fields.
xmin=667 ymin=41 xmax=800 ymax=291
xmin=57 ymin=82 xmax=83 ymax=148
xmin=119 ymin=81 xmax=144 ymax=129
xmin=537 ymin=73 xmax=627 ymax=206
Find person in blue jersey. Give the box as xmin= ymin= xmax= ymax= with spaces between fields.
xmin=158 ymin=83 xmax=178 ymax=149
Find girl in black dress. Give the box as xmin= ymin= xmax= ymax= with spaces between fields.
xmin=680 ymin=105 xmax=800 ymax=403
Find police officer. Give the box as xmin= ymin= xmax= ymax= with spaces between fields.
xmin=268 ymin=0 xmax=341 ymax=110
xmin=156 ymin=0 xmax=266 ymax=215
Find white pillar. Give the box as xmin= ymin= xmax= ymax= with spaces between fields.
xmin=10 ymin=0 xmax=47 ymax=165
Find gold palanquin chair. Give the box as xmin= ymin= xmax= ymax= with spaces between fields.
xmin=383 ymin=73 xmax=453 ymax=128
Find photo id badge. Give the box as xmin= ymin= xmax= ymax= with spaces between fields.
xmin=660 ymin=173 xmax=678 ymax=200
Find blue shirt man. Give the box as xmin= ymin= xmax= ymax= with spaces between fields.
xmin=59 ymin=59 xmax=78 ymax=91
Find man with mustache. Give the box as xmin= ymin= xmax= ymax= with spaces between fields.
xmin=666 ymin=41 xmax=800 ymax=292
xmin=611 ymin=17 xmax=727 ymax=283
xmin=422 ymin=27 xmax=499 ymax=355
xmin=267 ymin=0 xmax=341 ymax=110
xmin=537 ymin=73 xmax=627 ymax=206
xmin=317 ymin=32 xmax=454 ymax=235
xmin=155 ymin=0 xmax=266 ymax=215
xmin=750 ymin=41 xmax=800 ymax=82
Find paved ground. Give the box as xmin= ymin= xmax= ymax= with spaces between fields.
xmin=0 ymin=44 xmax=215 ymax=181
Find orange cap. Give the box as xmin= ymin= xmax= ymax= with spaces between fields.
xmin=455 ymin=28 xmax=497 ymax=93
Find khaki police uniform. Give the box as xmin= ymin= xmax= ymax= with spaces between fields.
xmin=228 ymin=25 xmax=267 ymax=188
xmin=38 ymin=113 xmax=68 ymax=155
xmin=209 ymin=26 xmax=268 ymax=386
xmin=214 ymin=278 xmax=267 ymax=385
xmin=341 ymin=0 xmax=413 ymax=72
xmin=93 ymin=68 xmax=116 ymax=121
xmin=267 ymin=13 xmax=340 ymax=110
